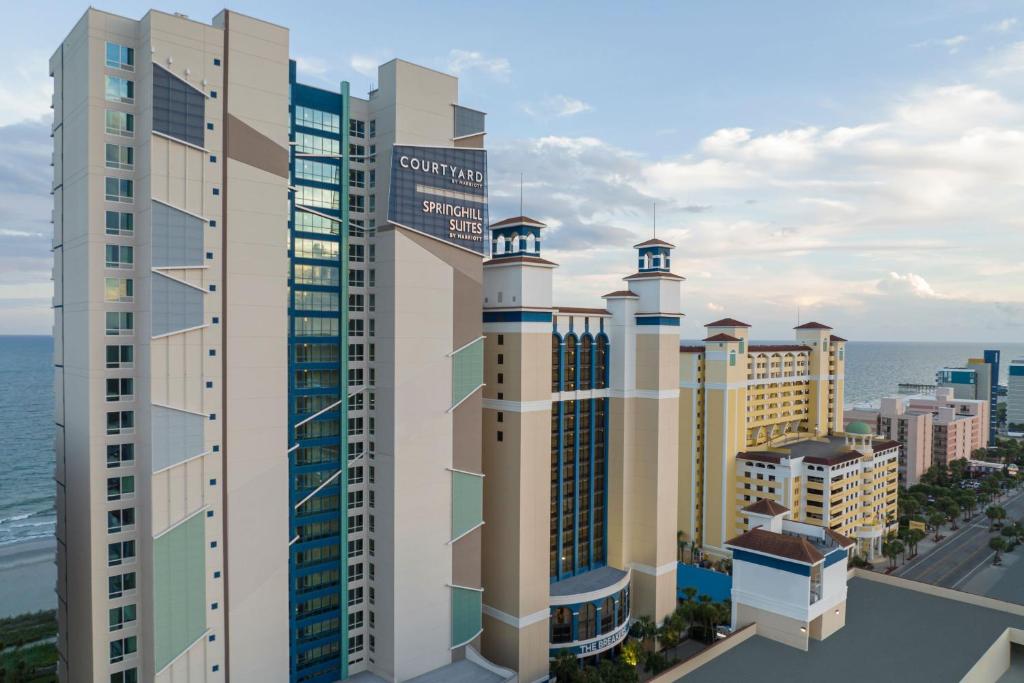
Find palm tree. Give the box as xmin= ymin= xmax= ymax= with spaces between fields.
xmin=883 ymin=540 xmax=904 ymax=569
xmin=927 ymin=510 xmax=946 ymax=542
xmin=941 ymin=498 xmax=960 ymax=530
xmin=907 ymin=528 xmax=926 ymax=557
xmin=1000 ymin=525 xmax=1018 ymax=551
xmin=986 ymin=505 xmax=1007 ymax=531
xmin=682 ymin=586 xmax=697 ymax=602
xmin=990 ymin=537 xmax=1008 ymax=565
xmin=620 ymin=638 xmax=643 ymax=668
xmin=629 ymin=615 xmax=657 ymax=652
xmin=677 ymin=530 xmax=686 ymax=563
xmin=551 ymin=649 xmax=579 ymax=682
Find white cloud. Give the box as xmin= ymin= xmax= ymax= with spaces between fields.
xmin=446 ymin=50 xmax=511 ymax=79
xmin=295 ymin=55 xmax=329 ymax=78
xmin=0 ymin=54 xmax=52 ymax=126
xmin=877 ymin=272 xmax=944 ymax=299
xmin=989 ymin=18 xmax=1018 ymax=32
xmin=984 ymin=41 xmax=1024 ymax=77
xmin=706 ymin=302 xmax=724 ymax=312
xmin=944 ymin=35 xmax=968 ymax=54
xmin=350 ymin=55 xmax=381 ymax=79
xmin=523 ymin=95 xmax=592 ymax=118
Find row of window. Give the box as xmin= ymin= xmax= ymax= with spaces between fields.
xmin=552 ymin=333 xmax=609 ymax=393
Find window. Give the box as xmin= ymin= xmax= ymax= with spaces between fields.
xmin=106 ymin=377 xmax=134 ymax=402
xmin=105 ymin=178 xmax=134 ymax=203
xmin=348 ymin=634 xmax=364 ymax=655
xmin=294 ymin=210 xmax=339 ymax=236
xmin=110 ymin=668 xmax=138 ymax=683
xmin=295 ymin=158 xmax=340 ymax=184
xmin=105 ymin=211 xmax=134 ymax=235
xmin=105 ymin=76 xmax=134 ymax=103
xmin=107 ymin=606 xmax=136 ymax=634
xmin=349 ymin=269 xmax=364 ymax=288
xmin=294 ymin=317 xmax=339 ymax=337
xmin=107 ymin=507 xmax=136 ymax=534
xmin=109 ymin=635 xmax=137 ymax=663
xmin=350 ymin=169 xmax=365 ymax=188
xmin=452 ymin=338 xmax=484 ymax=407
xmin=295 ymin=132 xmax=340 ymax=155
xmin=295 ymin=106 xmax=340 ymax=132
xmin=369 ymin=169 xmax=376 ymax=188
xmin=349 ymin=144 xmax=365 ymax=159
xmin=349 ymin=244 xmax=365 ymax=263
xmin=349 ymin=193 xmax=365 ymax=213
xmin=578 ymin=603 xmax=597 ymax=640
xmin=294 ymin=290 xmax=339 ymax=312
xmin=104 ymin=278 xmax=134 ymax=303
xmin=349 ymin=119 xmax=365 ymax=138
xmin=293 ymin=237 xmax=339 ymax=260
xmin=107 ymin=540 xmax=136 ymax=567
xmin=368 ymin=120 xmax=376 ymax=138
xmin=106 ymin=443 xmax=135 ymax=468
xmin=106 ymin=411 xmax=135 ymax=435
xmin=108 ymin=571 xmax=136 ymax=598
xmin=105 ymin=312 xmax=133 ymax=335
xmin=105 ymin=144 xmax=134 ymax=170
xmin=107 ymin=475 xmax=135 ymax=500
xmin=105 ymin=344 xmax=134 ymax=369
xmin=105 ymin=42 xmax=135 ymax=71
xmin=551 ymin=607 xmax=572 ymax=643
xmin=105 ymin=244 xmax=133 ymax=268
xmin=105 ymin=110 xmax=135 ymax=137
xmin=294 ymin=264 xmax=339 ymax=286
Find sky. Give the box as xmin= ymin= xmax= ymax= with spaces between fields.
xmin=2 ymin=1 xmax=1024 ymax=341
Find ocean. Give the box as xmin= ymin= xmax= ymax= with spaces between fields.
xmin=1 ymin=336 xmax=1023 ymax=549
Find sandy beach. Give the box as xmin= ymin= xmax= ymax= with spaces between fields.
xmin=0 ymin=538 xmax=56 ymax=618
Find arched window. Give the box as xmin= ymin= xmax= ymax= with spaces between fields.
xmin=579 ymin=335 xmax=593 ymax=390
xmin=564 ymin=334 xmax=577 ymax=392
xmin=493 ymin=235 xmax=505 ymax=256
xmin=511 ymin=235 xmax=520 ymax=253
xmin=551 ymin=607 xmax=572 ymax=643
xmin=551 ymin=334 xmax=561 ymax=393
xmin=526 ymin=233 xmax=536 ymax=253
xmin=578 ymin=603 xmax=596 ymax=640
xmin=594 ymin=335 xmax=609 ymax=389
xmin=600 ymin=596 xmax=615 ymax=633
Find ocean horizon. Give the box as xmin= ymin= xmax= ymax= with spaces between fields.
xmin=1 ymin=334 xmax=1022 ymax=552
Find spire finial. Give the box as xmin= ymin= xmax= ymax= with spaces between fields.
xmin=653 ymin=201 xmax=656 ymax=238
xmin=519 ymin=173 xmax=524 ymax=217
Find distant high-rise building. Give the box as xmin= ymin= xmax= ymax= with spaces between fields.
xmin=937 ymin=354 xmax=996 ymax=446
xmin=1009 ymin=358 xmax=1024 ymax=430
xmin=52 ymin=8 xmax=506 ymax=683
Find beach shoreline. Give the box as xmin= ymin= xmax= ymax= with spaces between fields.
xmin=0 ymin=537 xmax=56 ymax=618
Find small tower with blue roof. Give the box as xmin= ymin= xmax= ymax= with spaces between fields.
xmin=634 ymin=237 xmax=674 ymax=273
xmin=489 ymin=215 xmax=545 ymax=259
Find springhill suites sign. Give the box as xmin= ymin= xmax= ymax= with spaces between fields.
xmin=387 ymin=145 xmax=488 ymax=254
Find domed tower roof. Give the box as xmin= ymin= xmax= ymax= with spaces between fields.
xmin=845 ymin=421 xmax=871 ymax=436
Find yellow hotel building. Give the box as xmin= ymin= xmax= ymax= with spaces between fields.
xmin=477 ymin=219 xmax=899 ymax=680
xmin=678 ymin=320 xmax=899 ymax=560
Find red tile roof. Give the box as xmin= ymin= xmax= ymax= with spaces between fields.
xmin=748 ymin=344 xmax=812 ymax=353
xmin=703 ymin=333 xmax=741 ymax=342
xmin=679 ymin=345 xmax=704 ymax=353
xmin=633 ymin=237 xmax=675 ymax=249
xmin=742 ymin=498 xmax=790 ymax=516
xmin=602 ymin=290 xmax=638 ymax=298
xmin=490 ymin=215 xmax=546 ymax=229
xmin=804 ymin=450 xmax=863 ymax=466
xmin=555 ymin=306 xmax=611 ymax=316
xmin=830 ymin=334 xmax=848 ymax=342
xmin=826 ymin=528 xmax=856 ymax=549
xmin=726 ymin=528 xmax=824 ymax=564
xmin=737 ymin=451 xmax=785 ymax=464
xmin=705 ymin=318 xmax=751 ymax=328
xmin=794 ymin=321 xmax=832 ymax=330
xmin=873 ymin=439 xmax=901 ymax=453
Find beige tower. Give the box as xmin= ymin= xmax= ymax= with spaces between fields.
xmin=795 ymin=322 xmax=834 ymax=437
xmin=607 ymin=238 xmax=681 ymax=624
xmin=480 ymin=216 xmax=556 ymax=683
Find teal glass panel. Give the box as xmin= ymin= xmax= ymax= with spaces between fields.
xmin=452 ymin=471 xmax=483 ymax=540
xmin=154 ymin=512 xmax=206 ymax=671
xmin=452 ymin=338 xmax=483 ymax=406
xmin=451 ymin=586 xmax=482 ymax=647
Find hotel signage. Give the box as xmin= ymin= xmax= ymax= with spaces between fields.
xmin=387 ymin=145 xmax=488 ymax=254
xmin=549 ymin=619 xmax=630 ymax=658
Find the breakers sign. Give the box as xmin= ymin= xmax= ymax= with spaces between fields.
xmin=549 ymin=619 xmax=630 ymax=658
xmin=387 ymin=145 xmax=488 ymax=254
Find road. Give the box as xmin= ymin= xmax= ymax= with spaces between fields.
xmin=892 ymin=489 xmax=1024 ymax=590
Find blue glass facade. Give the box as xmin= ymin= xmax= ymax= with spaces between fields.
xmin=288 ymin=64 xmax=349 ymax=683
xmin=985 ymin=350 xmax=1000 ymax=446
xmin=550 ymin=322 xmax=610 ymax=582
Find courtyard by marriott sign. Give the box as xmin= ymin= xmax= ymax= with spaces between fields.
xmin=387 ymin=145 xmax=488 ymax=254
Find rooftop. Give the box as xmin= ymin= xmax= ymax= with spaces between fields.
xmin=725 ymin=527 xmax=824 ymax=564
xmin=737 ymin=436 xmax=898 ymax=466
xmin=489 ymin=215 xmax=546 ymax=229
xmin=793 ymin=321 xmax=832 ymax=330
xmin=679 ymin=575 xmax=1024 ymax=683
xmin=633 ymin=237 xmax=675 ymax=248
xmin=550 ymin=566 xmax=628 ymax=598
xmin=705 ymin=317 xmax=751 ymax=328
xmin=703 ymin=333 xmax=741 ymax=343
xmin=742 ymin=498 xmax=790 ymax=516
